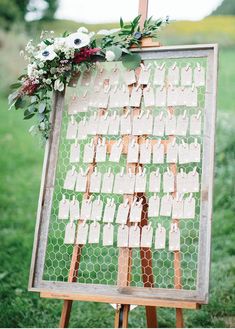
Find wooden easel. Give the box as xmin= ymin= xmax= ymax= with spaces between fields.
xmin=52 ymin=1 xmax=186 ymax=327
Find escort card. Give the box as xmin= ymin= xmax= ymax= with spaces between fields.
xmin=103 ymin=223 xmax=114 ymax=246
xmin=129 ymin=87 xmax=142 ymax=107
xmin=95 ymin=139 xmax=107 ymax=162
xmin=166 ymin=140 xmax=178 ymax=163
xmin=163 ymin=169 xmax=175 ymax=193
xmin=189 ymin=141 xmax=201 ymax=162
xmin=140 ymin=225 xmax=153 ymax=248
xmin=64 ymin=222 xmax=76 ymax=244
xmin=153 ymin=113 xmax=165 ymax=136
xmin=139 ymin=63 xmax=151 ymax=84
xmin=143 ymin=86 xmax=155 ymax=107
xmin=109 ymin=140 xmax=123 ymax=162
xmin=178 ymin=141 xmax=190 ymax=164
xmin=88 ymin=222 xmax=100 ymax=244
xmin=87 ymin=113 xmax=99 ymax=135
xmin=83 ymin=141 xmax=95 ymax=163
xmin=103 ymin=199 xmax=116 ymax=223
xmin=127 ymin=140 xmax=139 ymax=163
xmin=58 ymin=196 xmax=70 ymax=219
xmin=153 ymin=65 xmax=165 ymax=85
xmin=69 ymin=197 xmax=80 ymax=221
xmin=168 ymin=64 xmax=179 ymax=85
xmin=155 ymin=86 xmax=167 ymax=107
xmin=169 ymin=223 xmax=180 ymax=251
xmin=90 ymin=197 xmax=103 ymax=221
xmin=77 ymin=118 xmax=87 ymax=140
xmin=97 ymin=113 xmax=110 ymax=135
xmin=176 ymin=170 xmax=187 ymax=193
xmin=70 ymin=140 xmax=80 ymax=163
xmin=187 ymin=168 xmax=200 ymax=192
xmin=76 ymin=222 xmax=88 ymax=244
xmin=116 ymin=200 xmax=130 ymax=224
xmin=155 ymin=224 xmax=166 ymax=250
xmin=135 ymin=168 xmax=147 ymax=193
xmin=129 ymin=225 xmax=140 ymax=248
xmin=117 ymin=225 xmax=129 ymax=247
xmin=165 ymin=113 xmax=176 ymax=135
xmin=108 ymin=112 xmax=120 ymax=135
xmin=75 ymin=169 xmax=88 ymax=192
xmin=101 ymin=171 xmax=114 ymax=193
xmin=148 ymin=195 xmax=160 ymax=217
xmin=66 ymin=116 xmax=77 ymax=140
xmin=190 ymin=113 xmax=202 ymax=135
xmin=130 ymin=198 xmax=143 ymax=222
xmin=183 ymin=194 xmax=196 ymax=219
xmin=89 ymin=169 xmax=102 ymax=193
xmin=181 ymin=65 xmax=192 ymax=86
xmin=149 ymin=170 xmax=161 ymax=193
xmin=152 ymin=140 xmax=164 ymax=164
xmin=120 ymin=112 xmax=132 ymax=135
xmin=160 ymin=194 xmax=173 ymax=217
xmin=113 ymin=170 xmax=125 ymax=194
xmin=194 ymin=65 xmax=205 ymax=86
xmin=142 ymin=111 xmax=153 ymax=135
xmin=123 ymin=69 xmax=136 ymax=85
xmin=139 ymin=140 xmax=151 ymax=164
xmin=64 ymin=167 xmax=77 ymax=190
xmin=80 ymin=198 xmax=92 ymax=220
xmin=176 ymin=113 xmax=189 ymax=136
xmin=172 ymin=194 xmax=184 ymax=219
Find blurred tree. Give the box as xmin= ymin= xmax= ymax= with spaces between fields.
xmin=0 ymin=0 xmax=23 ymax=29
xmin=42 ymin=0 xmax=59 ymax=21
xmin=211 ymin=0 xmax=235 ymax=15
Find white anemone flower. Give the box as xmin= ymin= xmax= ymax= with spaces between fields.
xmin=54 ymin=79 xmax=64 ymax=92
xmin=65 ymin=31 xmax=90 ymax=49
xmin=105 ymin=50 xmax=116 ymax=62
xmin=36 ymin=45 xmax=57 ymax=61
xmin=97 ymin=28 xmax=120 ymax=36
xmin=77 ymin=27 xmax=88 ymax=33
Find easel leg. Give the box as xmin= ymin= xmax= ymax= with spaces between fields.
xmin=176 ymin=308 xmax=184 ymax=328
xmin=114 ymin=305 xmax=130 ymax=328
xmin=59 ymin=300 xmax=73 ymax=328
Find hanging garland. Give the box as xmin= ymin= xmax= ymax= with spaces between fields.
xmin=8 ymin=15 xmax=169 ymax=141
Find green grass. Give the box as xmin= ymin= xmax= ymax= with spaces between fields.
xmin=0 ymin=38 xmax=235 ymax=328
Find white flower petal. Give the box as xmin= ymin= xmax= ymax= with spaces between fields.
xmin=65 ymin=32 xmax=90 ymax=49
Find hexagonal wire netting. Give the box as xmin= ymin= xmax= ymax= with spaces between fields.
xmin=43 ymin=56 xmax=207 ymax=291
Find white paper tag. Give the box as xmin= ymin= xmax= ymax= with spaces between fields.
xmin=109 ymin=68 xmax=120 ymax=85
xmin=187 ymin=169 xmax=200 ymax=192
xmin=129 ymin=87 xmax=142 ymax=107
xmin=87 ymin=114 xmax=99 ymax=135
xmin=139 ymin=67 xmax=151 ymax=85
xmin=189 ymin=141 xmax=201 ymax=163
xmin=130 ymin=199 xmax=143 ymax=222
xmin=132 ymin=115 xmax=143 ymax=136
xmin=88 ymin=222 xmax=100 ymax=244
xmin=143 ymin=87 xmax=155 ymax=107
xmin=135 ymin=171 xmax=147 ymax=193
xmin=97 ymin=114 xmax=110 ymax=135
xmin=70 ymin=141 xmax=80 ymax=163
xmin=190 ymin=113 xmax=202 ymax=135
xmin=89 ymin=170 xmax=102 ymax=193
xmin=139 ymin=141 xmax=151 ymax=164
xmin=83 ymin=142 xmax=95 ymax=163
xmin=109 ymin=87 xmax=120 ymax=108
xmin=80 ymin=199 xmax=92 ymax=220
xmin=58 ymin=197 xmax=70 ymax=219
xmin=90 ymin=198 xmax=103 ymax=221
xmin=69 ymin=198 xmax=80 ymax=221
xmin=103 ymin=223 xmax=114 ymax=246
xmin=176 ymin=171 xmax=187 ymax=193
xmin=166 ymin=140 xmax=178 ymax=163
xmin=129 ymin=225 xmax=140 ymax=248
xmin=64 ymin=222 xmax=76 ymax=244
xmin=66 ymin=117 xmax=77 ymax=140
xmin=101 ymin=171 xmax=114 ymax=193
xmin=77 ymin=119 xmax=87 ymax=140
xmin=75 ymin=170 xmax=88 ymax=192
xmin=81 ymin=69 xmax=93 ymax=86
xmin=155 ymin=86 xmax=167 ymax=107
xmin=109 ymin=141 xmax=123 ymax=162
xmin=167 ymin=86 xmax=179 ymax=107
xmin=103 ymin=199 xmax=116 ymax=223
xmin=64 ymin=168 xmax=77 ymax=190
xmin=163 ymin=170 xmax=175 ymax=193
xmin=176 ymin=114 xmax=189 ymax=136
xmin=153 ymin=113 xmax=165 ymax=136
xmin=124 ymin=69 xmax=136 ymax=85
xmin=116 ymin=202 xmax=130 ymax=224
xmin=118 ymin=87 xmax=130 ymax=107
xmin=185 ymin=87 xmax=198 ymax=107
xmin=149 ymin=171 xmax=161 ymax=192
xmin=120 ymin=113 xmax=132 ymax=135
xmin=154 ymin=224 xmax=166 ymax=249
xmin=94 ymin=67 xmax=108 ymax=86
xmin=123 ymin=172 xmax=136 ymax=194
xmin=183 ymin=195 xmax=196 ymax=219
xmin=127 ymin=140 xmax=139 ymax=163
xmin=142 ymin=112 xmax=153 ymax=135
xmin=113 ymin=171 xmax=125 ymax=194
xmin=178 ymin=142 xmax=190 ymax=164
xmin=172 ymin=195 xmax=184 ymax=218
xmin=165 ymin=114 xmax=176 ymax=135
xmin=76 ymin=222 xmax=88 ymax=244
xmin=152 ymin=141 xmax=164 ymax=164
xmin=153 ymin=66 xmax=165 ymax=85
xmin=148 ymin=195 xmax=160 ymax=217
xmin=168 ymin=65 xmax=179 ymax=85
xmin=169 ymin=224 xmax=180 ymax=251
xmin=95 ymin=142 xmax=107 ymax=162
xmin=108 ymin=113 xmax=120 ymax=135
xmin=117 ymin=225 xmax=129 ymax=247
xmin=68 ymin=96 xmax=88 ymax=115
xmin=194 ymin=65 xmax=205 ymax=87
xmin=140 ymin=225 xmax=153 ymax=248
xmin=160 ymin=194 xmax=173 ymax=217
xmin=181 ymin=66 xmax=192 ymax=86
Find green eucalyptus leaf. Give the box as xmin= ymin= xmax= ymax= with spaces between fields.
xmin=9 ymin=82 xmax=22 ymax=90
xmin=15 ymin=97 xmax=27 ymax=109
xmin=122 ymin=53 xmax=141 ymax=70
xmin=106 ymin=46 xmax=122 ymax=60
xmin=8 ymin=90 xmax=19 ymax=106
xmin=23 ymin=109 xmax=35 ymax=120
xmin=120 ymin=17 xmax=124 ymax=28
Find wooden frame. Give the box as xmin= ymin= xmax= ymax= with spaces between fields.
xmin=28 ymin=44 xmax=218 ymax=307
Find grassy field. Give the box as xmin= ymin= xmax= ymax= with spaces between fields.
xmin=0 ymin=18 xmax=235 ymax=328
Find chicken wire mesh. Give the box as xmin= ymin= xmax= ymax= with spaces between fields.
xmin=43 ymin=56 xmax=207 ymax=291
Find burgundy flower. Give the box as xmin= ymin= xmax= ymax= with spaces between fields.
xmin=73 ymin=47 xmax=100 ymax=63
xmin=20 ymin=79 xmax=38 ymax=96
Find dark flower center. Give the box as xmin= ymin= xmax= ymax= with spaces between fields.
xmin=42 ymin=50 xmax=50 ymax=57
xmin=74 ymin=38 xmax=82 ymax=45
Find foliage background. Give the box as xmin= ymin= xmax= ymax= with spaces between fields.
xmin=0 ymin=0 xmax=235 ymax=327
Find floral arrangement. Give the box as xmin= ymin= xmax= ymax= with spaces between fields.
xmin=8 ymin=15 xmax=169 ymax=141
